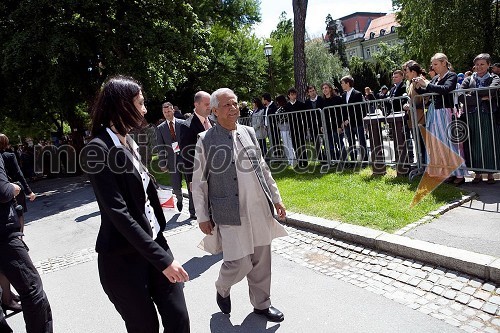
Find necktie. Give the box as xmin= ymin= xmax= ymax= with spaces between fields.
xmin=203 ymin=118 xmax=211 ymax=130
xmin=391 ymin=84 xmax=398 ymax=97
xmin=169 ymin=121 xmax=176 ymax=141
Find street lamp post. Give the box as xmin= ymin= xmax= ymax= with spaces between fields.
xmin=263 ymin=42 xmax=275 ymax=97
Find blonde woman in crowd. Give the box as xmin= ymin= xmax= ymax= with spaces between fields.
xmin=413 ymin=53 xmax=467 ymax=185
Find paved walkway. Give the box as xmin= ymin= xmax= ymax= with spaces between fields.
xmin=3 ymin=175 xmax=499 ymax=332
xmin=404 ymin=179 xmax=500 ymax=257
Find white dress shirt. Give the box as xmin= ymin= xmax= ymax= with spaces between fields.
xmin=106 ymin=128 xmax=161 ymax=239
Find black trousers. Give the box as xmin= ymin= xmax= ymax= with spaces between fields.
xmin=98 ymin=235 xmax=190 ymax=333
xmin=0 ymin=235 xmax=52 ymax=333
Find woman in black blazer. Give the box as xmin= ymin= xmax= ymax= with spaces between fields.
xmin=82 ymin=76 xmax=190 ymax=333
xmin=414 ymin=53 xmax=466 ymax=184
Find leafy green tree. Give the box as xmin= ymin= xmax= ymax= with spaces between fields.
xmin=370 ymin=42 xmax=406 ymax=89
xmin=266 ymin=12 xmax=295 ymax=97
xmin=203 ymin=24 xmax=267 ymax=101
xmin=305 ymin=39 xmax=345 ymax=88
xmin=0 ymin=0 xmax=263 ymax=138
xmin=325 ymin=14 xmax=348 ymax=68
xmin=165 ymin=1 xmax=264 ymax=113
xmin=190 ymin=0 xmax=261 ymax=32
xmin=372 ymin=42 xmax=405 ymax=72
xmin=373 ymin=62 xmax=392 ymax=91
xmin=0 ymin=0 xmax=211 ymax=136
xmin=348 ymin=58 xmax=379 ymax=92
xmin=394 ymin=0 xmax=499 ymax=71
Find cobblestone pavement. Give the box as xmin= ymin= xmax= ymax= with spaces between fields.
xmin=33 ymin=221 xmax=500 ymax=333
xmin=273 ymin=226 xmax=500 ymax=333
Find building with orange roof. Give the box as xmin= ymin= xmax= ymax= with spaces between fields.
xmin=327 ymin=12 xmax=402 ymax=62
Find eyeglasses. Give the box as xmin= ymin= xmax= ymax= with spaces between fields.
xmin=220 ymin=102 xmax=239 ymax=109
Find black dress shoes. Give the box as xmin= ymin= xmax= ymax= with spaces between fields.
xmin=2 ymin=302 xmax=22 ymax=315
xmin=216 ymin=292 xmax=231 ymax=314
xmin=444 ymin=176 xmax=456 ymax=184
xmin=176 ymin=201 xmax=183 ymax=212
xmin=253 ymin=306 xmax=284 ymax=322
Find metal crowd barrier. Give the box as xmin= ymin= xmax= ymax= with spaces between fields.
xmin=411 ymin=86 xmax=500 ymax=179
xmin=240 ymin=86 xmax=500 ymax=178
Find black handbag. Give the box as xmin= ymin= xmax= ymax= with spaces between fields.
xmin=0 ymin=202 xmax=21 ymax=234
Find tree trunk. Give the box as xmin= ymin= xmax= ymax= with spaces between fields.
xmin=293 ymin=0 xmax=308 ymax=102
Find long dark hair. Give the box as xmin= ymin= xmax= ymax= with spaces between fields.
xmin=252 ymin=97 xmax=264 ymax=110
xmin=90 ymin=75 xmax=144 ymax=137
xmin=403 ymin=60 xmax=426 ymax=76
xmin=321 ymin=82 xmax=334 ymax=98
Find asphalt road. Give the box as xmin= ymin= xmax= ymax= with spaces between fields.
xmin=4 ymin=178 xmax=465 ymax=333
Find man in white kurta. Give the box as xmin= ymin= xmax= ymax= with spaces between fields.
xmin=192 ymin=88 xmax=288 ymax=322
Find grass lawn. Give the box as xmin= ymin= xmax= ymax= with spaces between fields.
xmin=272 ymin=164 xmax=465 ymax=233
xmin=150 ymin=157 xmax=466 ymax=233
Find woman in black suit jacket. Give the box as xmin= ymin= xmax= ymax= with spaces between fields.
xmin=81 ymin=76 xmax=190 ymax=333
xmin=414 ymin=53 xmax=466 ymax=184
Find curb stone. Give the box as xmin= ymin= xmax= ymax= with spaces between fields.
xmin=394 ymin=192 xmax=478 ymax=236
xmin=285 ymin=210 xmax=500 ymax=284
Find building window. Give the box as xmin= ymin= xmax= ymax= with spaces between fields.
xmin=369 ymin=32 xmax=375 ymax=39
xmin=380 ymin=29 xmax=386 ymax=36
xmin=390 ymin=26 xmax=396 ymax=33
xmin=366 ymin=48 xmax=371 ymax=58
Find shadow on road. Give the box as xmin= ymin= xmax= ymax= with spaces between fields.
xmin=210 ymin=312 xmax=280 ymax=332
xmin=165 ymin=214 xmax=196 ymax=230
xmin=183 ymin=254 xmax=222 ymax=281
xmin=75 ymin=211 xmax=101 ymax=222
xmin=24 ymin=176 xmax=96 ymax=224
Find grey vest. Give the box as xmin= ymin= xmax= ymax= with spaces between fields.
xmin=200 ymin=125 xmax=274 ymax=225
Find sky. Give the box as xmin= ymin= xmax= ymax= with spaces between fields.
xmin=253 ymin=0 xmax=394 ymax=39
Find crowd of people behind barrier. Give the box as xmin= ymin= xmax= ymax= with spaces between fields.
xmin=239 ymin=52 xmax=500 ymax=185
xmin=0 ymin=137 xmax=86 ymax=182
xmin=6 ymin=52 xmax=500 ymax=187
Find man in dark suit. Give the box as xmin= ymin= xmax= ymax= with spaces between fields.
xmin=179 ymin=91 xmax=212 ymax=219
xmin=304 ymin=85 xmax=324 ymax=110
xmin=156 ymin=102 xmax=186 ymax=212
xmin=340 ymin=75 xmax=368 ymax=163
xmin=385 ymin=69 xmax=409 ymax=149
xmin=239 ymin=101 xmax=251 ymax=118
xmin=284 ymin=87 xmax=307 ymax=167
xmin=261 ymin=93 xmax=279 ymax=155
xmin=173 ymin=105 xmax=185 ymax=119
xmin=304 ymin=85 xmax=325 ymax=162
xmin=386 ymin=69 xmax=407 ymax=113
xmin=377 ymin=85 xmax=389 ymax=99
